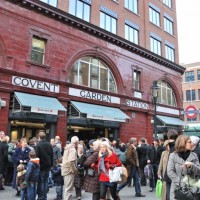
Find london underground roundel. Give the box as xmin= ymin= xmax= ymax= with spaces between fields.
xmin=185 ymin=105 xmax=198 ymax=119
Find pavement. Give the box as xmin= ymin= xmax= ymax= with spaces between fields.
xmin=0 ymin=184 xmax=157 ymax=200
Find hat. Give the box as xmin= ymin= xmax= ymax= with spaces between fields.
xmin=190 ymin=136 xmax=200 ymax=145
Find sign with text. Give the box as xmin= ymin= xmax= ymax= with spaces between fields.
xmin=126 ymin=99 xmax=149 ymax=110
xmin=69 ymin=88 xmax=120 ymax=104
xmin=12 ymin=76 xmax=59 ymax=93
xmin=184 ymin=105 xmax=199 ymax=119
xmin=31 ymin=107 xmax=58 ymax=115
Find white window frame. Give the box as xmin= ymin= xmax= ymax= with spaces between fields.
xmin=163 ymin=0 xmax=172 ymax=8
xmin=164 ymin=17 xmax=173 ymax=35
xmin=150 ymin=37 xmax=161 ymax=56
xmin=165 ymin=45 xmax=175 ymax=62
xmin=149 ymin=6 xmax=160 ymax=27
xmin=124 ymin=0 xmax=138 ymax=14
xmin=125 ymin=24 xmax=139 ymax=45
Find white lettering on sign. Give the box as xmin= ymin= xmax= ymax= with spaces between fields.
xmin=31 ymin=107 xmax=58 ymax=115
xmin=12 ymin=76 xmax=59 ymax=93
xmin=87 ymin=114 xmax=126 ymax=122
xmin=69 ymin=88 xmax=120 ymax=104
xmin=126 ymin=99 xmax=149 ymax=110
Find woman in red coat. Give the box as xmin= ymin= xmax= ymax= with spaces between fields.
xmin=93 ymin=141 xmax=121 ymax=200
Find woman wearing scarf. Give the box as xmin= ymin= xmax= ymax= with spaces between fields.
xmin=93 ymin=141 xmax=121 ymax=200
xmin=167 ymin=135 xmax=200 ymax=200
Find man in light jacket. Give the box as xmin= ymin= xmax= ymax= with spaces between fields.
xmin=61 ymin=136 xmax=79 ymax=200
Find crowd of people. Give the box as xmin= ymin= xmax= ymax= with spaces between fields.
xmin=0 ymin=129 xmax=200 ymax=200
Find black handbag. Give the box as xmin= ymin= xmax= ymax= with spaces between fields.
xmin=174 ymin=169 xmax=200 ymax=200
xmin=87 ymin=168 xmax=95 ymax=176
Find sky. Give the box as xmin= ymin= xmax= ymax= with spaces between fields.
xmin=176 ymin=0 xmax=200 ymax=65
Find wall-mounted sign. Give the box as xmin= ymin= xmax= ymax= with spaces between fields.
xmin=69 ymin=88 xmax=120 ymax=104
xmin=184 ymin=105 xmax=199 ymax=119
xmin=31 ymin=107 xmax=58 ymax=115
xmin=87 ymin=114 xmax=126 ymax=122
xmin=12 ymin=76 xmax=59 ymax=93
xmin=126 ymin=99 xmax=149 ymax=110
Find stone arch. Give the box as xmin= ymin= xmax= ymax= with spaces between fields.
xmin=0 ymin=34 xmax=6 ymax=68
xmin=158 ymin=76 xmax=182 ymax=108
xmin=64 ymin=49 xmax=124 ymax=94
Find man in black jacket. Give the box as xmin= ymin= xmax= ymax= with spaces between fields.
xmin=36 ymin=131 xmax=53 ymax=200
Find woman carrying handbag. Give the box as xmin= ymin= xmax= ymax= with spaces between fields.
xmin=167 ymin=135 xmax=200 ymax=200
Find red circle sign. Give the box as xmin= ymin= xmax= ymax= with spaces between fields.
xmin=185 ymin=105 xmax=198 ymax=119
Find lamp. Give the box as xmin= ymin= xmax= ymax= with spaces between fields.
xmin=151 ymin=81 xmax=160 ymax=139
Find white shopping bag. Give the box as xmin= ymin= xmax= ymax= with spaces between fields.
xmin=109 ymin=167 xmax=122 ymax=183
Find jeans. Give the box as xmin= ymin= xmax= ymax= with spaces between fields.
xmin=37 ymin=170 xmax=49 ymax=200
xmin=27 ymin=183 xmax=37 ymax=200
xmin=48 ymin=171 xmax=54 ymax=187
xmin=149 ymin=164 xmax=158 ymax=189
xmin=117 ymin=166 xmax=141 ymax=195
xmin=56 ymin=185 xmax=63 ymax=199
xmin=20 ymin=188 xmax=27 ymax=200
xmin=100 ymin=181 xmax=118 ymax=200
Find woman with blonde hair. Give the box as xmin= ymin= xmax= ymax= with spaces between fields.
xmin=167 ymin=135 xmax=200 ymax=200
xmin=93 ymin=141 xmax=121 ymax=200
xmin=157 ymin=140 xmax=170 ymax=200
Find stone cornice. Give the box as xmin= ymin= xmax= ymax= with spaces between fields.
xmin=6 ymin=0 xmax=185 ymax=74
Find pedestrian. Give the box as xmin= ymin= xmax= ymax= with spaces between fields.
xmin=23 ymin=150 xmax=40 ymax=200
xmin=16 ymin=163 xmax=26 ymax=200
xmin=0 ymin=131 xmax=5 ymax=142
xmin=117 ymin=137 xmax=145 ymax=197
xmin=61 ymin=136 xmax=79 ymax=200
xmin=12 ymin=138 xmax=31 ymax=196
xmin=83 ymin=140 xmax=101 ymax=200
xmin=74 ymin=144 xmax=87 ymax=200
xmin=167 ymin=135 xmax=200 ymax=200
xmin=0 ymin=135 xmax=9 ymax=190
xmin=190 ymin=136 xmax=200 ymax=162
xmin=52 ymin=158 xmax=64 ymax=200
xmin=35 ymin=131 xmax=53 ymax=200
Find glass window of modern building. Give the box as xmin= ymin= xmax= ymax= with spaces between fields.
xmin=41 ymin=0 xmax=57 ymax=7
xmin=149 ymin=5 xmax=160 ymax=27
xmin=163 ymin=0 xmax=172 ymax=8
xmin=125 ymin=24 xmax=139 ymax=45
xmin=69 ymin=57 xmax=117 ymax=93
xmin=157 ymin=81 xmax=177 ymax=106
xmin=150 ymin=36 xmax=161 ymax=56
xmin=124 ymin=0 xmax=138 ymax=14
xmin=165 ymin=45 xmax=175 ymax=62
xmin=186 ymin=89 xmax=196 ymax=101
xmin=31 ymin=36 xmax=46 ymax=65
xmin=185 ymin=71 xmax=195 ymax=82
xmin=164 ymin=17 xmax=173 ymax=35
xmin=69 ymin=0 xmax=90 ymax=22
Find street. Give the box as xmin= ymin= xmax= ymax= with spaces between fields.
xmin=0 ymin=184 xmax=157 ymax=199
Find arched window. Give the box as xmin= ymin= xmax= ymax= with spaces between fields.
xmin=69 ymin=56 xmax=117 ymax=93
xmin=157 ymin=81 xmax=177 ymax=107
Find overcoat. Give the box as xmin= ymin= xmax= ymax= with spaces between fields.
xmin=0 ymin=141 xmax=8 ymax=174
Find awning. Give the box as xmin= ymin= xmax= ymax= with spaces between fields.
xmin=156 ymin=115 xmax=185 ymax=126
xmin=70 ymin=101 xmax=130 ymax=122
xmin=183 ymin=132 xmax=200 ymax=137
xmin=14 ymin=92 xmax=66 ymax=115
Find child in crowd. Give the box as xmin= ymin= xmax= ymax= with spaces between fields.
xmin=52 ymin=158 xmax=64 ymax=200
xmin=16 ymin=164 xmax=27 ymax=199
xmin=23 ymin=150 xmax=40 ymax=200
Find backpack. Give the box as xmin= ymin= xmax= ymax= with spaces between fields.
xmin=119 ymin=151 xmax=127 ymax=164
xmin=144 ymin=164 xmax=154 ymax=179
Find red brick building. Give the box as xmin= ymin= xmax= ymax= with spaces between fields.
xmin=0 ymin=0 xmax=185 ymax=144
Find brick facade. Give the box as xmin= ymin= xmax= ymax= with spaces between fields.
xmin=0 ymin=0 xmax=184 ymax=144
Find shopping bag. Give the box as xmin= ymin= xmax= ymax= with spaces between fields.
xmin=156 ymin=179 xmax=163 ymax=198
xmin=109 ymin=167 xmax=122 ymax=183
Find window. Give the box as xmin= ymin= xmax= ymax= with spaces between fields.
xmin=197 ymin=70 xmax=200 ymax=80
xmin=133 ymin=70 xmax=140 ymax=90
xmin=164 ymin=17 xmax=173 ymax=35
xmin=185 ymin=71 xmax=195 ymax=82
xmin=125 ymin=24 xmax=139 ymax=45
xmin=100 ymin=12 xmax=117 ymax=34
xmin=165 ymin=45 xmax=174 ymax=62
xmin=187 ymin=117 xmax=197 ymax=122
xmin=41 ymin=0 xmax=57 ymax=7
xmin=149 ymin=6 xmax=160 ymax=26
xmin=69 ymin=0 xmax=90 ymax=22
xmin=125 ymin=0 xmax=138 ymax=14
xmin=157 ymin=81 xmax=177 ymax=106
xmin=69 ymin=57 xmax=117 ymax=93
xmin=163 ymin=0 xmax=172 ymax=8
xmin=198 ymin=89 xmax=200 ymax=100
xmin=186 ymin=90 xmax=196 ymax=101
xmin=150 ymin=36 xmax=161 ymax=55
xmin=31 ymin=37 xmax=46 ymax=65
